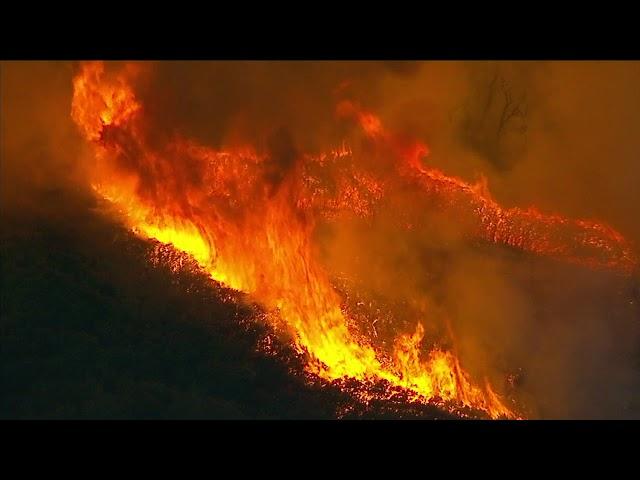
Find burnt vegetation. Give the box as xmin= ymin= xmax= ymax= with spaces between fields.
xmin=2 ymin=186 xmax=639 ymax=419
xmin=0 ymin=187 xmax=466 ymax=419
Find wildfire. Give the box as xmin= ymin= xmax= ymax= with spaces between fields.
xmin=333 ymin=100 xmax=637 ymax=273
xmin=70 ymin=62 xmax=637 ymax=419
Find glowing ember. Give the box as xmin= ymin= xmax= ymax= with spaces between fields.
xmin=70 ymin=62 xmax=638 ymax=419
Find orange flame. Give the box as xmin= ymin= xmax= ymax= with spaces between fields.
xmin=336 ymin=100 xmax=637 ymax=273
xmin=70 ymin=62 xmax=636 ymax=419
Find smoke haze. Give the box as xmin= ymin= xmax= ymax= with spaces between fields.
xmin=2 ymin=60 xmax=639 ymax=418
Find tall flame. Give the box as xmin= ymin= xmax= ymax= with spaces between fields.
xmin=70 ymin=62 xmax=637 ymax=419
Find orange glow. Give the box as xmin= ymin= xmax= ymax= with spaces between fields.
xmin=335 ymin=100 xmax=637 ymax=273
xmin=70 ymin=62 xmax=638 ymax=419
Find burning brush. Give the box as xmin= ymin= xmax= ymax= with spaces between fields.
xmin=69 ymin=61 xmax=637 ymax=420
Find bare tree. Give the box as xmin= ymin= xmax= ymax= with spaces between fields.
xmin=458 ymin=71 xmax=528 ymax=171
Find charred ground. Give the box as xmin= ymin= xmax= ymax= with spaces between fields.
xmin=1 ymin=188 xmax=464 ymax=419
xmin=3 ymin=187 xmax=639 ymax=419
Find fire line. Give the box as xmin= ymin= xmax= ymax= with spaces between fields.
xmin=70 ymin=61 xmax=638 ymax=419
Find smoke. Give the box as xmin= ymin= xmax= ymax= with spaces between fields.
xmin=2 ymin=60 xmax=639 ymax=418
xmin=132 ymin=61 xmax=423 ymax=153
xmin=1 ymin=61 xmax=88 ymax=215
xmin=455 ymin=63 xmax=640 ymax=418
xmin=342 ymin=61 xmax=640 ymax=418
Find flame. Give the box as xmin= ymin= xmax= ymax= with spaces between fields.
xmin=70 ymin=62 xmax=637 ymax=419
xmin=336 ymin=100 xmax=637 ymax=273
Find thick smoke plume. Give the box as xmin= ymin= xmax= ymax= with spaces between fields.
xmin=2 ymin=60 xmax=639 ymax=418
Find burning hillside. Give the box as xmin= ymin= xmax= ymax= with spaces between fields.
xmin=60 ymin=61 xmax=639 ymax=419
